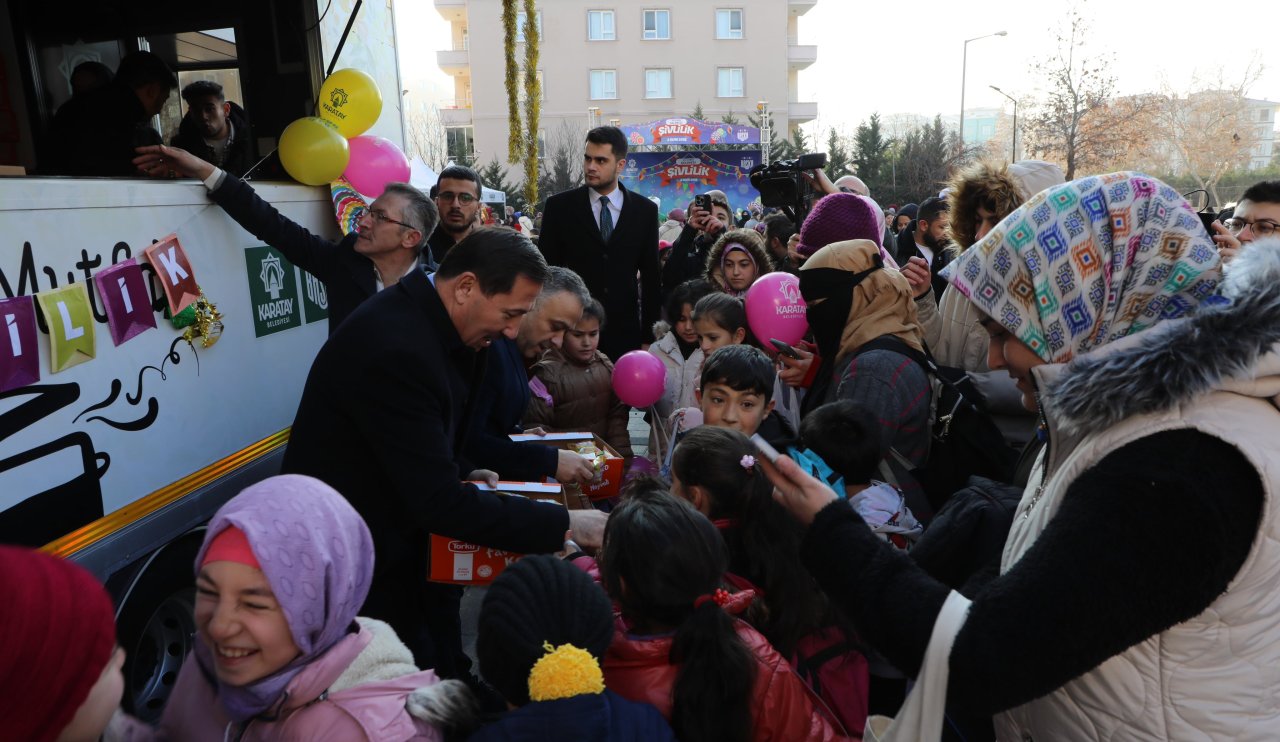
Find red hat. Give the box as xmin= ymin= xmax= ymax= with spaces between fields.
xmin=0 ymin=546 xmax=116 ymax=742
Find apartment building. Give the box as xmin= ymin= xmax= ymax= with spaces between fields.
xmin=433 ymin=0 xmax=818 ymax=166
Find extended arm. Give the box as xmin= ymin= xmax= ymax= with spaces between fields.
xmin=795 ymin=429 xmax=1262 ymax=715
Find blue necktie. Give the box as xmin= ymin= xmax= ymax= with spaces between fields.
xmin=599 ymin=196 xmax=613 ymax=242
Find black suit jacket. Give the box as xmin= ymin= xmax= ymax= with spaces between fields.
xmin=465 ymin=338 xmax=558 ymax=481
xmin=537 ymin=184 xmax=660 ymax=360
xmin=209 ymin=176 xmax=378 ymax=333
xmin=281 ymin=268 xmax=569 ymax=576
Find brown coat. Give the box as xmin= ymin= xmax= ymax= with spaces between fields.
xmin=524 ymin=348 xmax=634 ymax=459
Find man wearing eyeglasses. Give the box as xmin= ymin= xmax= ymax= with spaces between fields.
xmin=427 ymin=165 xmax=484 ymax=265
xmin=1212 ymin=181 xmax=1280 ymax=264
xmin=133 ymin=143 xmax=437 ymax=333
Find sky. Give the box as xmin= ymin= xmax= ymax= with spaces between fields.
xmin=394 ymin=0 xmax=1280 ymax=139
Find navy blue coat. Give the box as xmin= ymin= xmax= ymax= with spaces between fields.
xmin=465 ymin=338 xmax=558 ymax=481
xmin=468 ymin=690 xmax=676 ymax=742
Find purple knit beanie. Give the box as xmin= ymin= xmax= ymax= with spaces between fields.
xmin=796 ymin=193 xmax=885 ymax=257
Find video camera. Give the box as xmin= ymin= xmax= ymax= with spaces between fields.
xmin=749 ymin=152 xmax=827 ymax=225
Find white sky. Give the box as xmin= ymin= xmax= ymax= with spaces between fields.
xmin=394 ymin=0 xmax=1280 ymax=139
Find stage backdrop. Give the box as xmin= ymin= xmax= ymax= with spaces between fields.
xmin=621 ymin=150 xmax=762 ymax=219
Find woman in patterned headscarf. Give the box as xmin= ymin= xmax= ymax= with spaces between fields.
xmin=762 ymin=173 xmax=1280 ymax=740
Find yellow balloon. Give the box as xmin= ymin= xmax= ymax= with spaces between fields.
xmin=317 ymin=68 xmax=382 ymax=138
xmin=279 ymin=117 xmax=350 ymax=186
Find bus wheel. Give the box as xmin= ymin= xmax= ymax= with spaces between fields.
xmin=116 ymin=536 xmax=201 ymax=723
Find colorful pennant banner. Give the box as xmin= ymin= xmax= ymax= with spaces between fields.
xmin=94 ymin=259 xmax=157 ymax=346
xmin=144 ymin=234 xmax=200 ymax=315
xmin=35 ymin=284 xmax=96 ymax=373
xmin=0 ymin=296 xmax=39 ymax=392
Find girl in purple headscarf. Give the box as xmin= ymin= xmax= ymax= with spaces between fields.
xmin=106 ymin=475 xmax=475 ymax=741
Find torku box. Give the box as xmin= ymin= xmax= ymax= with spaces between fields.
xmin=509 ymin=431 xmax=625 ymax=501
xmin=427 ymin=481 xmax=566 ymax=585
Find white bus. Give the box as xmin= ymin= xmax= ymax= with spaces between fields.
xmin=0 ymin=0 xmax=405 ymax=719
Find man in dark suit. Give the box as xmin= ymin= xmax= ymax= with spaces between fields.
xmin=281 ymin=227 xmax=608 ymax=676
xmin=133 ymin=143 xmax=437 ymax=332
xmin=537 ymin=126 xmax=660 ymax=360
xmin=900 ymin=196 xmax=954 ymax=300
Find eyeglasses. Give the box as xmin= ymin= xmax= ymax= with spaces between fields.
xmin=436 ymin=191 xmax=478 ymax=204
xmin=1224 ymin=217 xmax=1280 ymax=238
xmin=367 ymin=207 xmax=415 ymax=230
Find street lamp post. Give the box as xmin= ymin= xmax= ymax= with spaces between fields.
xmin=960 ymin=31 xmax=1007 ymax=148
xmin=990 ymin=85 xmax=1018 ymax=162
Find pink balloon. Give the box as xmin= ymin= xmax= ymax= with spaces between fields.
xmin=343 ymin=135 xmax=410 ymax=198
xmin=612 ymin=351 xmax=667 ymax=408
xmin=745 ymin=272 xmax=809 ymax=346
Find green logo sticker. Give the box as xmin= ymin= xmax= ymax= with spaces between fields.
xmin=244 ymin=246 xmax=302 ymax=337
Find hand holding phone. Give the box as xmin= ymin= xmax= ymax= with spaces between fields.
xmin=695 ymin=193 xmax=712 ymax=211
xmin=769 ymin=338 xmax=801 ymax=360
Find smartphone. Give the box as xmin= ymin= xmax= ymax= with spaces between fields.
xmin=769 ymin=338 xmax=801 ymax=359
xmin=750 ymin=433 xmax=782 ymax=464
xmin=694 ymin=194 xmax=712 ymax=211
xmin=1198 ymin=212 xmax=1218 ymax=238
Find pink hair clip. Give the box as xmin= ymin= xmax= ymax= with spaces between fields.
xmin=740 ymin=454 xmax=756 ymax=470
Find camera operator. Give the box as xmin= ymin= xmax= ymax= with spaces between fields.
xmin=661 ymin=190 xmax=733 ymax=301
xmin=762 ymin=213 xmax=798 ymax=273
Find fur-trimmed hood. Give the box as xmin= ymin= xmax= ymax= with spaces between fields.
xmin=1047 ymin=237 xmax=1280 ymax=435
xmin=704 ymin=228 xmax=774 ymax=294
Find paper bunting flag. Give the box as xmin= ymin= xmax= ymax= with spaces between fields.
xmin=0 ymin=296 xmax=40 ymax=392
xmin=331 ymin=177 xmax=368 ymax=236
xmin=94 ymin=258 xmax=156 ymax=346
xmin=144 ymin=235 xmax=200 ymax=315
xmin=35 ymin=284 xmax=95 ymax=373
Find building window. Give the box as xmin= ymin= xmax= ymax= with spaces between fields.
xmin=446 ymin=126 xmax=475 ymax=162
xmin=517 ymin=70 xmax=545 ymax=103
xmin=588 ymin=10 xmax=615 ymax=41
xmin=645 ymin=68 xmax=672 ymax=99
xmin=716 ymin=9 xmax=743 ymax=39
xmin=516 ymin=11 xmax=542 ymax=43
xmin=717 ymin=67 xmax=744 ymax=98
xmin=643 ymin=9 xmax=670 ymax=39
xmin=590 ymin=69 xmax=617 ymax=100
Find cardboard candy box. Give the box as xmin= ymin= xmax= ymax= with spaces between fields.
xmin=427 ymin=481 xmax=566 ymax=585
xmin=509 ymin=431 xmax=625 ymax=501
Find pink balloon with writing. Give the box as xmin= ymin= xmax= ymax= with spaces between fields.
xmin=745 ymin=272 xmax=808 ymax=346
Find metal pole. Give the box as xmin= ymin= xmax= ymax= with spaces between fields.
xmin=960 ymin=41 xmax=969 ymax=148
xmin=961 ymin=32 xmax=1007 ymax=151
xmin=990 ymin=85 xmax=1018 ymax=163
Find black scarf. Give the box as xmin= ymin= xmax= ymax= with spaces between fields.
xmin=798 ymin=256 xmax=883 ymax=415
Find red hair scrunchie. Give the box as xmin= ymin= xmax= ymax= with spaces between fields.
xmin=694 ymin=588 xmax=730 ymax=609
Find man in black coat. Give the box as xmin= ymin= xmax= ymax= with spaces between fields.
xmin=169 ymin=80 xmax=254 ymax=178
xmin=43 ymin=51 xmax=175 ymax=176
xmin=537 ymin=126 xmax=660 ymax=360
xmin=132 ymin=143 xmax=438 ymax=333
xmin=281 ymin=228 xmax=608 ymax=675
xmin=899 ymin=196 xmax=954 ymax=300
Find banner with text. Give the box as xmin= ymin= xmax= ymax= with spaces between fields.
xmin=244 ymin=246 xmax=304 ymax=337
xmin=619 ymin=118 xmax=760 ymax=147
xmin=621 ymin=150 xmax=762 ymax=217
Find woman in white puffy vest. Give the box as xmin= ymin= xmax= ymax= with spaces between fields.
xmin=767 ymin=173 xmax=1280 ymax=740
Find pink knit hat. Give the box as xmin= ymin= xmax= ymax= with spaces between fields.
xmin=796 ymin=193 xmax=885 ymax=257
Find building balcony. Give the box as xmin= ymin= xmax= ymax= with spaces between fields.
xmin=439 ymin=100 xmax=473 ymax=127
xmin=788 ymin=42 xmax=816 ymax=70
xmin=434 ymin=0 xmax=466 ymax=23
xmin=436 ymin=48 xmax=469 ymax=75
xmin=788 ymin=101 xmax=817 ymax=122
xmin=788 ymin=0 xmax=817 ymax=16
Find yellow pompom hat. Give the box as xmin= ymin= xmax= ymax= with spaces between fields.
xmin=527 ymin=641 xmax=606 ymax=701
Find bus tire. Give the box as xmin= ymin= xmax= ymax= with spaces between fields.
xmin=115 ymin=533 xmax=203 ymax=723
